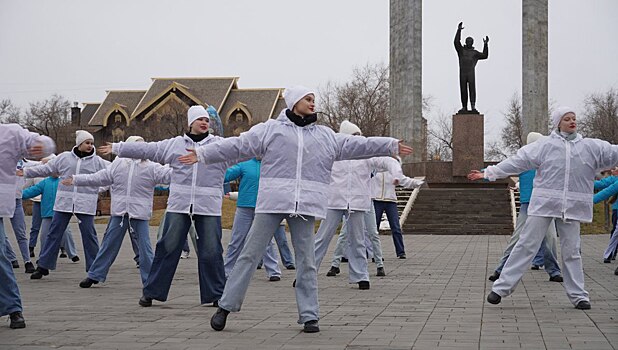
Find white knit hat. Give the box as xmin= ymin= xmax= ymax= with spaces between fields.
xmin=75 ymin=130 xmax=94 ymax=146
xmin=187 ymin=105 xmax=210 ymax=127
xmin=339 ymin=120 xmax=362 ymax=135
xmin=526 ymin=132 xmax=543 ymax=145
xmin=551 ymin=106 xmax=576 ymax=130
xmin=284 ymin=86 xmax=315 ymax=110
xmin=125 ymin=135 xmax=144 ymax=143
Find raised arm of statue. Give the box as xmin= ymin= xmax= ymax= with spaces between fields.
xmin=454 ymin=22 xmax=463 ymax=54
xmin=479 ymin=36 xmax=489 ymax=60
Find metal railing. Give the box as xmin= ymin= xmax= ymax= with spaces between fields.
xmin=398 ymin=177 xmax=425 ymax=228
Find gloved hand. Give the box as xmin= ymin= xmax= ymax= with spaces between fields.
xmin=228 ymin=191 xmax=239 ymax=201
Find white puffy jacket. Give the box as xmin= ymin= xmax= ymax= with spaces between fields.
xmin=0 ymin=124 xmax=55 ymax=217
xmin=372 ymin=173 xmax=420 ymax=203
xmin=24 ymin=148 xmax=110 ymax=215
xmin=72 ymin=158 xmax=172 ymax=220
xmin=112 ymin=134 xmax=232 ymax=216
xmin=195 ymin=110 xmax=399 ymax=219
xmin=484 ymin=131 xmax=618 ymax=222
xmin=328 ymin=157 xmax=403 ymax=211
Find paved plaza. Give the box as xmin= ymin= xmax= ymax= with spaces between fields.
xmin=1 ymin=221 xmax=617 ymax=350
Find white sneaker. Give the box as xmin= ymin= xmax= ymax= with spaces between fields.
xmin=180 ymin=250 xmax=190 ymax=259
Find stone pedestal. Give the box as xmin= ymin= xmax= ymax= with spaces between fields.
xmin=452 ymin=114 xmax=484 ymax=176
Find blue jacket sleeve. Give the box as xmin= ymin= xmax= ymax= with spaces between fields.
xmin=594 ymin=176 xmax=617 ymax=191
xmin=593 ymin=180 xmax=618 ymax=204
xmin=224 ymin=164 xmax=243 ymax=183
xmin=22 ymin=180 xmax=45 ymax=200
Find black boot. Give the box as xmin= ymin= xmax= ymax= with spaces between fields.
xmin=549 ymin=275 xmax=563 ymax=282
xmin=303 ymin=320 xmax=320 ymax=333
xmin=211 ymin=307 xmax=230 ymax=331
xmin=9 ymin=311 xmax=26 ymax=329
xmin=488 ymin=271 xmax=500 ymax=282
xmin=575 ymin=301 xmax=591 ymax=310
xmin=358 ymin=281 xmax=370 ymax=290
xmin=29 ymin=247 xmax=35 ymax=258
xmin=326 ymin=266 xmax=340 ymax=276
xmin=30 ymin=267 xmax=49 ymax=279
xmin=487 ymin=291 xmax=501 ymax=305
xmin=138 ymin=295 xmax=152 ymax=307
xmin=376 ymin=267 xmax=386 ymax=277
xmin=79 ymin=277 xmax=99 ymax=288
xmin=24 ymin=262 xmax=35 ymax=274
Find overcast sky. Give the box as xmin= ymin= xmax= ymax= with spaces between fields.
xmin=1 ymin=0 xmax=616 ymax=142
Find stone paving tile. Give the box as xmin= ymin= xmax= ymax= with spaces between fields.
xmin=0 ymin=222 xmax=617 ymax=349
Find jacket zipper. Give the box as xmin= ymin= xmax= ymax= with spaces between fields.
xmin=190 ymin=141 xmax=198 ymax=214
xmin=294 ymin=127 xmax=304 ymax=213
xmin=562 ymin=139 xmax=571 ymax=219
xmin=126 ymin=160 xmax=135 ymax=216
xmin=73 ymin=157 xmax=82 ymax=211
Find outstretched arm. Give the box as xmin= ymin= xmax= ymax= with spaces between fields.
xmin=369 ymin=156 xmax=404 ymax=181
xmin=69 ymin=167 xmax=114 ymax=187
xmin=594 ymin=180 xmax=618 ymax=204
xmin=475 ymin=142 xmax=541 ymax=182
xmin=593 ymin=140 xmax=618 ymax=172
xmin=22 ymin=181 xmax=45 ymax=200
xmin=106 ymin=138 xmax=176 ymax=165
xmin=181 ymin=123 xmax=267 ymax=165
xmin=479 ymin=36 xmax=489 ymax=59
xmin=454 ymin=22 xmax=463 ymax=54
xmin=23 ymin=159 xmax=57 ymax=179
xmin=335 ymin=134 xmax=411 ymax=161
xmin=16 ymin=125 xmax=56 ymax=160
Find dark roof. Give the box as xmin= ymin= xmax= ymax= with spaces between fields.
xmin=132 ymin=77 xmax=237 ymax=118
xmin=271 ymin=96 xmax=287 ymax=118
xmin=88 ymin=90 xmax=146 ymax=126
xmin=80 ymin=103 xmax=100 ymax=126
xmin=219 ymin=88 xmax=283 ymax=125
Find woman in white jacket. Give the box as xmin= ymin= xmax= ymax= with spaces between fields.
xmin=313 ymin=121 xmax=413 ymax=289
xmin=0 ymin=123 xmax=55 ymax=329
xmin=99 ymin=106 xmax=230 ymax=308
xmin=64 ymin=136 xmax=172 ymax=288
xmin=372 ymin=159 xmax=410 ymax=259
xmin=24 ymin=130 xmax=110 ymax=280
xmin=469 ymin=107 xmax=618 ymax=310
xmin=178 ymin=86 xmax=413 ymax=333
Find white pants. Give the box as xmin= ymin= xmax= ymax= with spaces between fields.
xmin=314 ymin=209 xmax=369 ymax=283
xmin=603 ymin=225 xmax=618 ymax=260
xmin=493 ymin=215 xmax=589 ymax=306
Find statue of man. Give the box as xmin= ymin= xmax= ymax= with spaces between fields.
xmin=454 ymin=22 xmax=489 ymax=114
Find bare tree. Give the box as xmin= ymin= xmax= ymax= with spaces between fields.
xmin=427 ymin=112 xmax=453 ymax=161
xmin=485 ymin=94 xmax=525 ymax=161
xmin=317 ymin=63 xmax=390 ymax=136
xmin=23 ymin=94 xmax=71 ymax=143
xmin=579 ymin=88 xmax=618 ymax=143
xmin=0 ymin=99 xmax=23 ymax=123
xmin=136 ymin=99 xmax=189 ymax=141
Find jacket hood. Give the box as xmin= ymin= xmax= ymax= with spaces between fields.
xmin=183 ymin=132 xmax=213 ymax=146
xmin=275 ymin=109 xmax=318 ymax=127
xmin=550 ymin=130 xmax=583 ymax=143
xmin=71 ymin=146 xmax=97 ymax=159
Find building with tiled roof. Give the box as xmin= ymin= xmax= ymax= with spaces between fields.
xmin=70 ymin=77 xmax=284 ymax=144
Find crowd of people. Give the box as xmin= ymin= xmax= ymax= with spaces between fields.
xmin=1 ymin=88 xmax=617 ymax=332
